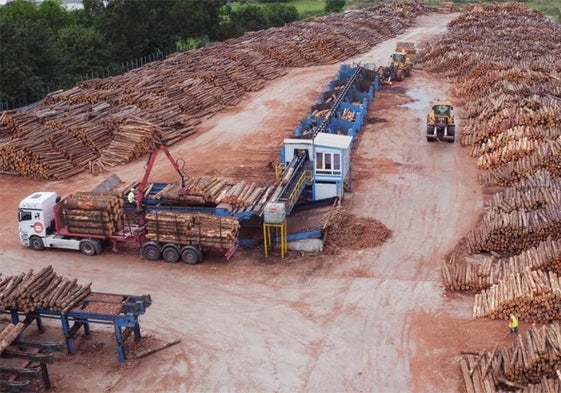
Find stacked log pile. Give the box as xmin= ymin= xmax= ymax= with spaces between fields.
xmin=89 ymin=117 xmax=164 ymax=173
xmin=460 ymin=324 xmax=561 ymax=392
xmin=154 ymin=177 xmax=276 ymax=211
xmin=473 ymin=269 xmax=561 ymax=323
xmin=0 ymin=1 xmax=429 ymax=180
xmin=0 ymin=266 xmax=91 ymax=314
xmin=415 ymin=2 xmax=561 ymax=187
xmin=145 ymin=211 xmax=239 ymax=250
xmin=61 ymin=192 xmax=124 ymax=236
xmin=442 ymin=238 xmax=561 ymax=292
xmin=511 ymin=378 xmax=561 ymax=393
xmin=415 ymin=4 xmax=561 ymax=391
xmin=465 ymin=171 xmax=561 ymax=254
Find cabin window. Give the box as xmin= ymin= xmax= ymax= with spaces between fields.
xmin=316 ymin=152 xmax=341 ymax=175
xmin=19 ymin=210 xmax=32 ymax=222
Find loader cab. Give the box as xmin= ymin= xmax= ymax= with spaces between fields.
xmin=434 ymin=104 xmax=451 ymax=116
xmin=391 ymin=52 xmax=406 ymax=64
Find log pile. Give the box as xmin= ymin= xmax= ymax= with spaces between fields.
xmin=435 ymin=1 xmax=460 ymax=13
xmin=512 ymin=377 xmax=561 ymax=393
xmin=460 ymin=324 xmax=561 ymax=392
xmin=0 ymin=1 xmax=428 ymax=180
xmin=61 ymin=192 xmax=124 ymax=236
xmin=443 ymin=238 xmax=561 ymax=292
xmin=465 ymin=171 xmax=561 ymax=254
xmin=145 ymin=211 xmax=239 ymax=250
xmin=478 ymin=140 xmax=561 ymax=187
xmin=0 ymin=266 xmax=91 ymax=314
xmin=473 ymin=269 xmax=561 ymax=323
xmin=494 ymin=323 xmax=561 ymax=387
xmin=415 ymin=2 xmax=561 ymax=187
xmin=154 ymin=177 xmax=276 ymax=210
xmin=88 ymin=117 xmax=163 ymax=173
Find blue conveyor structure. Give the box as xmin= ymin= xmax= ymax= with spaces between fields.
xmin=5 ymin=292 xmax=152 ymax=363
xmin=294 ymin=63 xmax=379 ymax=143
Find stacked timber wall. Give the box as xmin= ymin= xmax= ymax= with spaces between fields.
xmin=416 ymin=3 xmax=561 ymax=392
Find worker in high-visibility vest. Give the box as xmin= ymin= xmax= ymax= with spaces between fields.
xmin=127 ymin=189 xmax=135 ymax=204
xmin=509 ymin=314 xmax=519 ymax=335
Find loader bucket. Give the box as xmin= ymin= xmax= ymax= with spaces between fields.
xmin=91 ymin=174 xmax=123 ymax=193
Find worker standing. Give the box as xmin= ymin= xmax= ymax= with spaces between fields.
xmin=127 ymin=188 xmax=135 ymax=204
xmin=509 ymin=314 xmax=519 ymax=335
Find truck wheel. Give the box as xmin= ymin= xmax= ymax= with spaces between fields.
xmin=426 ymin=126 xmax=435 ymax=142
xmin=142 ymin=242 xmax=161 ymax=261
xmin=79 ymin=239 xmax=97 ymax=256
xmin=448 ymin=126 xmax=456 ymax=143
xmin=396 ymin=70 xmax=404 ymax=81
xmin=181 ymin=246 xmax=201 ymax=265
xmin=162 ymin=245 xmax=180 ymax=263
xmin=29 ymin=236 xmax=45 ymax=251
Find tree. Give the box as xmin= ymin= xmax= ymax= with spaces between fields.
xmin=0 ymin=1 xmax=60 ymax=104
xmin=325 ymin=0 xmax=346 ymax=14
xmin=231 ymin=4 xmax=269 ymax=33
xmin=54 ymin=24 xmax=112 ymax=79
xmin=263 ymin=3 xmax=299 ymax=28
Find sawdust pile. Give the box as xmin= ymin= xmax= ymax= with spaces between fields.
xmin=323 ymin=207 xmax=392 ymax=253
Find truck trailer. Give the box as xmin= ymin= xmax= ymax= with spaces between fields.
xmin=18 ymin=191 xmax=239 ymax=264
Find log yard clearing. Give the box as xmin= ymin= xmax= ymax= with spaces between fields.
xmin=0 ymin=2 xmax=560 ymax=392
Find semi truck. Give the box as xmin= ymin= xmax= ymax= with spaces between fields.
xmin=18 ymin=190 xmax=239 ymax=264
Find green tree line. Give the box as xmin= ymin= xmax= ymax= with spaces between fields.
xmin=0 ymin=0 xmax=346 ymax=109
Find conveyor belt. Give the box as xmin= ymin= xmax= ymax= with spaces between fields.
xmin=276 ymin=154 xmax=311 ymax=215
xmin=312 ymin=66 xmax=363 ymax=139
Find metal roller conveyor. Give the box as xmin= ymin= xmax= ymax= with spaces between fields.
xmin=312 ymin=65 xmax=363 ymax=139
xmin=5 ymin=293 xmax=152 ymax=363
xmin=277 ymin=153 xmax=311 ymax=215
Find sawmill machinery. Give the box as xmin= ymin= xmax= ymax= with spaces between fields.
xmin=273 ymin=149 xmax=313 ymax=216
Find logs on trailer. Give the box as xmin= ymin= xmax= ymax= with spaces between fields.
xmin=0 ymin=266 xmax=91 ymax=314
xmin=461 ymin=323 xmax=561 ymax=392
xmin=154 ymin=177 xmax=276 ymax=208
xmin=415 ymin=2 xmax=561 ymax=187
xmin=464 ymin=171 xmax=561 ymax=255
xmin=61 ymin=192 xmax=124 ymax=236
xmin=0 ymin=2 xmax=429 ymax=180
xmin=442 ymin=238 xmax=561 ymax=292
xmin=473 ymin=269 xmax=561 ymax=323
xmin=145 ymin=211 xmax=239 ymax=249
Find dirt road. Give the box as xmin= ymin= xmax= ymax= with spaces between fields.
xmin=0 ymin=12 xmax=513 ymax=393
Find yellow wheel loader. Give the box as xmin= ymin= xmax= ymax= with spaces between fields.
xmin=426 ymin=99 xmax=456 ymax=143
xmin=379 ymin=42 xmax=415 ymax=82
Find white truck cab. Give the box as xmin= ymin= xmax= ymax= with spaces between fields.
xmin=18 ymin=192 xmax=59 ymax=247
xmin=18 ymin=191 xmax=105 ymax=255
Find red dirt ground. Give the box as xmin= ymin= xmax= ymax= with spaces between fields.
xmin=0 ymin=12 xmax=526 ymax=393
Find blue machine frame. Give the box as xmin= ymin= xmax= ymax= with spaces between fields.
xmin=5 ymin=293 xmax=152 ymax=363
